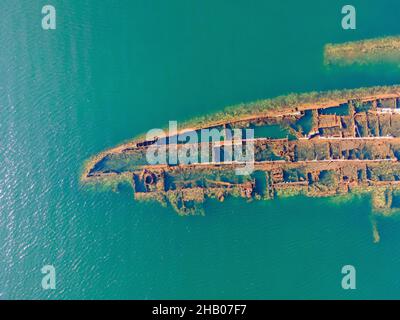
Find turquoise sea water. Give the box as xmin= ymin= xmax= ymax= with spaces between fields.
xmin=2 ymin=0 xmax=400 ymax=299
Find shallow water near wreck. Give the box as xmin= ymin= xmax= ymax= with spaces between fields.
xmin=2 ymin=0 xmax=400 ymax=299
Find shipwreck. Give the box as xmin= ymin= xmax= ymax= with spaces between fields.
xmin=82 ymin=85 xmax=400 ymax=240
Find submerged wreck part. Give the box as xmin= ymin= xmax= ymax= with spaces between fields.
xmin=130 ymin=160 xmax=400 ymax=213
xmin=324 ymin=36 xmax=400 ymax=66
xmin=372 ymin=220 xmax=380 ymax=244
xmin=133 ymin=168 xmax=255 ymax=215
xmin=82 ymin=85 xmax=400 ymax=240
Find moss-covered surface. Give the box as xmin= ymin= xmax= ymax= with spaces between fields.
xmin=324 ymin=36 xmax=400 ymax=66
xmin=82 ymin=84 xmax=400 ymax=183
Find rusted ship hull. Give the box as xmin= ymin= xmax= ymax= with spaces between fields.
xmin=82 ymin=85 xmax=400 ymax=220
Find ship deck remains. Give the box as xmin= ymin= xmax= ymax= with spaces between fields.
xmin=83 ymin=87 xmax=400 ymax=216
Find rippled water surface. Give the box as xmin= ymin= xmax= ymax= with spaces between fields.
xmin=2 ymin=0 xmax=400 ymax=299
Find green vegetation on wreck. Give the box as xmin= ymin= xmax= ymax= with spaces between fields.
xmin=324 ymin=36 xmax=400 ymax=66
xmin=89 ymin=84 xmax=400 ymax=149
xmin=179 ymin=85 xmax=400 ymax=131
xmin=81 ymin=84 xmax=400 ymax=183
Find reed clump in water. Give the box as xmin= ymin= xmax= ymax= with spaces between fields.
xmin=324 ymin=36 xmax=400 ymax=66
